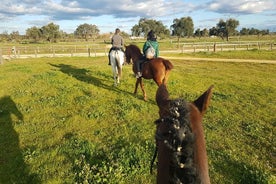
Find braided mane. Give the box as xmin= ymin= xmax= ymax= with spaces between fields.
xmin=155 ymin=98 xmax=197 ymax=183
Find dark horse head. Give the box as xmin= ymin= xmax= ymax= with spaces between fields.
xmin=154 ymin=84 xmax=213 ymax=184
xmin=124 ymin=44 xmax=143 ymax=65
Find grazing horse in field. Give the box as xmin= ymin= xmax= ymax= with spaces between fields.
xmin=109 ymin=49 xmax=125 ymax=86
xmin=124 ymin=44 xmax=173 ymax=101
xmin=153 ymin=84 xmax=213 ymax=184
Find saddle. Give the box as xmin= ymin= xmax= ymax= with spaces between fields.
xmin=139 ymin=57 xmax=151 ymax=70
xmin=111 ymin=47 xmax=124 ymax=52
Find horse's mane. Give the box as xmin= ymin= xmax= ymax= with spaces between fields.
xmin=128 ymin=44 xmax=142 ymax=54
xmin=156 ymin=98 xmax=196 ymax=183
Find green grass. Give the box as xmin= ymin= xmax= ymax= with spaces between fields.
xmin=0 ymin=56 xmax=275 ymax=183
xmin=175 ymin=49 xmax=276 ymax=60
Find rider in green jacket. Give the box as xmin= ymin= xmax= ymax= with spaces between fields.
xmin=135 ymin=30 xmax=159 ymax=78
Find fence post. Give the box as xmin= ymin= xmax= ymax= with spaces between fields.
xmin=0 ymin=49 xmax=3 ymax=64
xmin=53 ymin=48 xmax=55 ymax=57
xmin=88 ymin=48 xmax=91 ymax=57
xmin=213 ymin=43 xmax=216 ymax=52
xmin=12 ymin=46 xmax=16 ymax=58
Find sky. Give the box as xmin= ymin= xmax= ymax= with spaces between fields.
xmin=1 ymin=0 xmax=276 ymax=35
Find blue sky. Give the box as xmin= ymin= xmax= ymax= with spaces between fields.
xmin=1 ymin=0 xmax=276 ymax=34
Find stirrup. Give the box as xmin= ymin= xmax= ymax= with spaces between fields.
xmin=136 ymin=72 xmax=142 ymax=78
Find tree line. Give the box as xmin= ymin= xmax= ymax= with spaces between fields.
xmin=0 ymin=17 xmax=271 ymax=43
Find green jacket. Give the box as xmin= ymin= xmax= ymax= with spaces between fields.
xmin=142 ymin=40 xmax=159 ymax=58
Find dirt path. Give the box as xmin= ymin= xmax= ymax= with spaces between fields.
xmin=165 ymin=56 xmax=276 ymax=64
xmin=2 ymin=53 xmax=276 ymax=64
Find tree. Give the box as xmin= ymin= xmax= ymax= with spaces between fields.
xmin=171 ymin=17 xmax=194 ymax=40
xmin=216 ymin=18 xmax=239 ymax=41
xmin=209 ymin=27 xmax=218 ymax=37
xmin=194 ymin=28 xmax=209 ymax=38
xmin=26 ymin=26 xmax=42 ymax=42
xmin=194 ymin=28 xmax=201 ymax=38
xmin=131 ymin=18 xmax=170 ymax=38
xmin=41 ymin=23 xmax=61 ymax=42
xmin=10 ymin=31 xmax=20 ymax=42
xmin=0 ymin=31 xmax=10 ymax=42
xmin=240 ymin=28 xmax=250 ymax=35
xmin=170 ymin=16 xmax=194 ymax=47
xmin=201 ymin=28 xmax=209 ymax=37
xmin=131 ymin=24 xmax=142 ymax=37
xmin=74 ymin=23 xmax=99 ymax=41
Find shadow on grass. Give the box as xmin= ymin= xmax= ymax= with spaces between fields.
xmin=50 ymin=63 xmax=157 ymax=104
xmin=50 ymin=63 xmax=133 ymax=95
xmin=0 ymin=96 xmax=40 ymax=183
xmin=211 ymin=149 xmax=269 ymax=184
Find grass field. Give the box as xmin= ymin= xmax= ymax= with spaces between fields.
xmin=0 ymin=55 xmax=275 ymax=183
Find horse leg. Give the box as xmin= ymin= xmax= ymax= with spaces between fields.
xmin=134 ymin=78 xmax=147 ymax=100
xmin=113 ymin=75 xmax=117 ymax=86
xmin=139 ymin=79 xmax=147 ymax=101
xmin=113 ymin=67 xmax=118 ymax=86
xmin=134 ymin=78 xmax=140 ymax=94
xmin=117 ymin=66 xmax=122 ymax=84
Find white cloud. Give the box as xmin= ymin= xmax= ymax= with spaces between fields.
xmin=207 ymin=0 xmax=276 ymax=14
xmin=0 ymin=0 xmax=275 ymax=33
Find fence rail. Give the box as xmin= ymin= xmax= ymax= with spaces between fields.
xmin=0 ymin=44 xmax=111 ymax=60
xmin=180 ymin=41 xmax=275 ymax=52
xmin=0 ymin=41 xmax=275 ymax=61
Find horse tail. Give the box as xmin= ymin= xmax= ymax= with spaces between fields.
xmin=162 ymin=59 xmax=173 ymax=71
xmin=161 ymin=59 xmax=173 ymax=85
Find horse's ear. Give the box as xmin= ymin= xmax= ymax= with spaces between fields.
xmin=193 ymin=85 xmax=214 ymax=114
xmin=156 ymin=84 xmax=170 ymax=116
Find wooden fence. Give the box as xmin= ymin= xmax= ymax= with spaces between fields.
xmin=180 ymin=41 xmax=275 ymax=53
xmin=0 ymin=41 xmax=275 ymax=61
xmin=0 ymin=44 xmax=111 ymax=60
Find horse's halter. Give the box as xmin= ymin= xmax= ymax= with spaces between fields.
xmin=153 ymin=99 xmax=197 ymax=183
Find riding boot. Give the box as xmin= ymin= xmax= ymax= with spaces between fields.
xmin=108 ymin=55 xmax=111 ymax=65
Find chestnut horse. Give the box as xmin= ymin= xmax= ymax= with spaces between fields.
xmin=154 ymin=84 xmax=213 ymax=184
xmin=124 ymin=44 xmax=173 ymax=101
